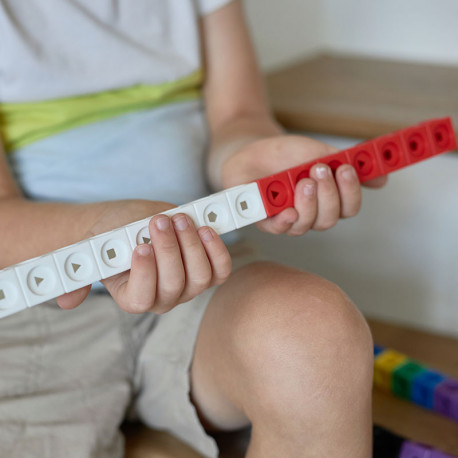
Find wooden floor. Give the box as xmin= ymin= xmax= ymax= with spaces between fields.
xmin=124 ymin=318 xmax=458 ymax=458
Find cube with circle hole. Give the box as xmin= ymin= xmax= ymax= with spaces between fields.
xmin=53 ymin=240 xmax=103 ymax=293
xmin=162 ymin=204 xmax=200 ymax=229
xmin=193 ymin=192 xmax=237 ymax=235
xmin=422 ymin=118 xmax=457 ymax=155
xmin=400 ymin=125 xmax=432 ymax=164
xmin=374 ymin=133 xmax=408 ymax=174
xmin=287 ymin=163 xmax=314 ymax=189
xmin=225 ymin=182 xmax=267 ymax=229
xmin=15 ymin=255 xmax=66 ymax=307
xmin=346 ymin=141 xmax=382 ymax=183
xmin=125 ymin=217 xmax=152 ymax=250
xmin=319 ymin=151 xmax=349 ymax=176
xmin=89 ymin=228 xmax=133 ymax=279
xmin=256 ymin=171 xmax=295 ymax=217
xmin=0 ymin=268 xmax=28 ymax=317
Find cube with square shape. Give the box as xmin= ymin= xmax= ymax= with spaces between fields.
xmin=346 ymin=141 xmax=382 ymax=182
xmin=90 ymin=228 xmax=133 ymax=279
xmin=422 ymin=117 xmax=457 ymax=155
xmin=16 ymin=255 xmax=65 ymax=306
xmin=374 ymin=350 xmax=408 ymax=392
xmin=411 ymin=370 xmax=446 ymax=409
xmin=401 ymin=125 xmax=432 ymax=164
xmin=0 ymin=268 xmax=28 ymax=318
xmin=225 ymin=182 xmax=267 ymax=229
xmin=193 ymin=193 xmax=237 ymax=235
xmin=399 ymin=441 xmax=432 ymax=458
xmin=257 ymin=171 xmax=295 ymax=217
xmin=392 ymin=360 xmax=426 ymax=400
xmin=374 ymin=345 xmax=385 ymax=356
xmin=374 ymin=133 xmax=408 ymax=174
xmin=434 ymin=378 xmax=458 ymax=421
xmin=53 ymin=241 xmax=102 ymax=292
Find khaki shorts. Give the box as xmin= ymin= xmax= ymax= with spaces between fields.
xmin=0 ymin=245 xmax=256 ymax=458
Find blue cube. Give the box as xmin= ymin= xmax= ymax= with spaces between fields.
xmin=411 ymin=370 xmax=446 ymax=409
xmin=374 ymin=344 xmax=385 ymax=356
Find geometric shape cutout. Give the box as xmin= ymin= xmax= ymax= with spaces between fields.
xmin=72 ymin=263 xmax=81 ymax=273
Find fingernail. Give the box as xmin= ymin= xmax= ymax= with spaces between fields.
xmin=303 ymin=183 xmax=316 ymax=196
xmin=155 ymin=216 xmax=170 ymax=231
xmin=342 ymin=167 xmax=357 ymax=181
xmin=315 ymin=165 xmax=329 ymax=179
xmin=173 ymin=215 xmax=189 ymax=231
xmin=136 ymin=244 xmax=152 ymax=256
xmin=200 ymin=228 xmax=214 ymax=242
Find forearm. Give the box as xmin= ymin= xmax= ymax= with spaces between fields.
xmin=201 ymin=1 xmax=284 ymax=190
xmin=206 ymin=113 xmax=283 ymax=190
xmin=0 ymin=197 xmax=169 ymax=269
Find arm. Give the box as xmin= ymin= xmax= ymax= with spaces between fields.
xmin=0 ymin=140 xmax=232 ymax=312
xmin=202 ymin=1 xmax=386 ymax=235
xmin=0 ymin=142 xmax=170 ymax=268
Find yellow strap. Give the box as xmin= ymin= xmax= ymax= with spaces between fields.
xmin=0 ymin=70 xmax=203 ymax=153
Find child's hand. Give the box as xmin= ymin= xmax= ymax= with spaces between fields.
xmin=221 ymin=134 xmax=387 ymax=236
xmin=57 ymin=200 xmax=232 ymax=314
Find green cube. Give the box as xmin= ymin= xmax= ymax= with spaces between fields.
xmin=392 ymin=360 xmax=426 ymax=399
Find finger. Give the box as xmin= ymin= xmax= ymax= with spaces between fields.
xmin=114 ymin=243 xmax=158 ymax=313
xmin=171 ymin=214 xmax=212 ymax=301
xmin=197 ymin=227 xmax=232 ymax=287
xmin=255 ymin=207 xmax=298 ymax=234
xmin=363 ymin=175 xmax=388 ymax=188
xmin=287 ymin=178 xmax=318 ymax=236
xmin=149 ymin=214 xmax=185 ymax=312
xmin=56 ymin=285 xmax=91 ymax=310
xmin=310 ymin=164 xmax=340 ymax=231
xmin=335 ymin=165 xmax=362 ymax=218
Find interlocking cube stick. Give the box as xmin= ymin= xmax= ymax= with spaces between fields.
xmin=374 ymin=344 xmax=458 ymax=423
xmin=0 ymin=117 xmax=455 ymax=320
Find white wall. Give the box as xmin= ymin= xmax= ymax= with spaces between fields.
xmin=245 ymin=0 xmax=458 ymax=69
xmin=243 ymin=0 xmax=324 ymax=70
xmin=323 ymin=0 xmax=458 ymax=66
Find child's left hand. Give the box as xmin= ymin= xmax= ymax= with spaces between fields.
xmin=220 ymin=134 xmax=387 ymax=236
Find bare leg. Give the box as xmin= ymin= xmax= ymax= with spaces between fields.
xmin=191 ymin=262 xmax=373 ymax=458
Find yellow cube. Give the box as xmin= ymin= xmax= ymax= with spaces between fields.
xmin=374 ymin=350 xmax=408 ymax=392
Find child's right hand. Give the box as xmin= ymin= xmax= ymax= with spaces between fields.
xmin=57 ymin=201 xmax=232 ymax=314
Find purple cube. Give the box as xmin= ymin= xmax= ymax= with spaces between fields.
xmin=399 ymin=441 xmax=432 ymax=458
xmin=434 ymin=378 xmax=458 ymax=421
xmin=430 ymin=450 xmax=455 ymax=458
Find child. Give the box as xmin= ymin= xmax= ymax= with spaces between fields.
xmin=0 ymin=1 xmax=386 ymax=456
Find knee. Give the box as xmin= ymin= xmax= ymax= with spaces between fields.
xmin=226 ymin=262 xmax=373 ymax=418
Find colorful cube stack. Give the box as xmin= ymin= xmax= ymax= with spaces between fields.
xmin=374 ymin=345 xmax=458 ymax=422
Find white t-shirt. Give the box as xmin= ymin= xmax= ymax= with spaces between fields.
xmin=0 ymin=0 xmax=231 ymax=102
xmin=4 ymin=0 xmax=234 ymax=208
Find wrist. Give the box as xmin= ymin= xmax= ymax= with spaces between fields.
xmin=84 ymin=199 xmax=175 ymax=238
xmin=207 ymin=115 xmax=284 ymax=190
